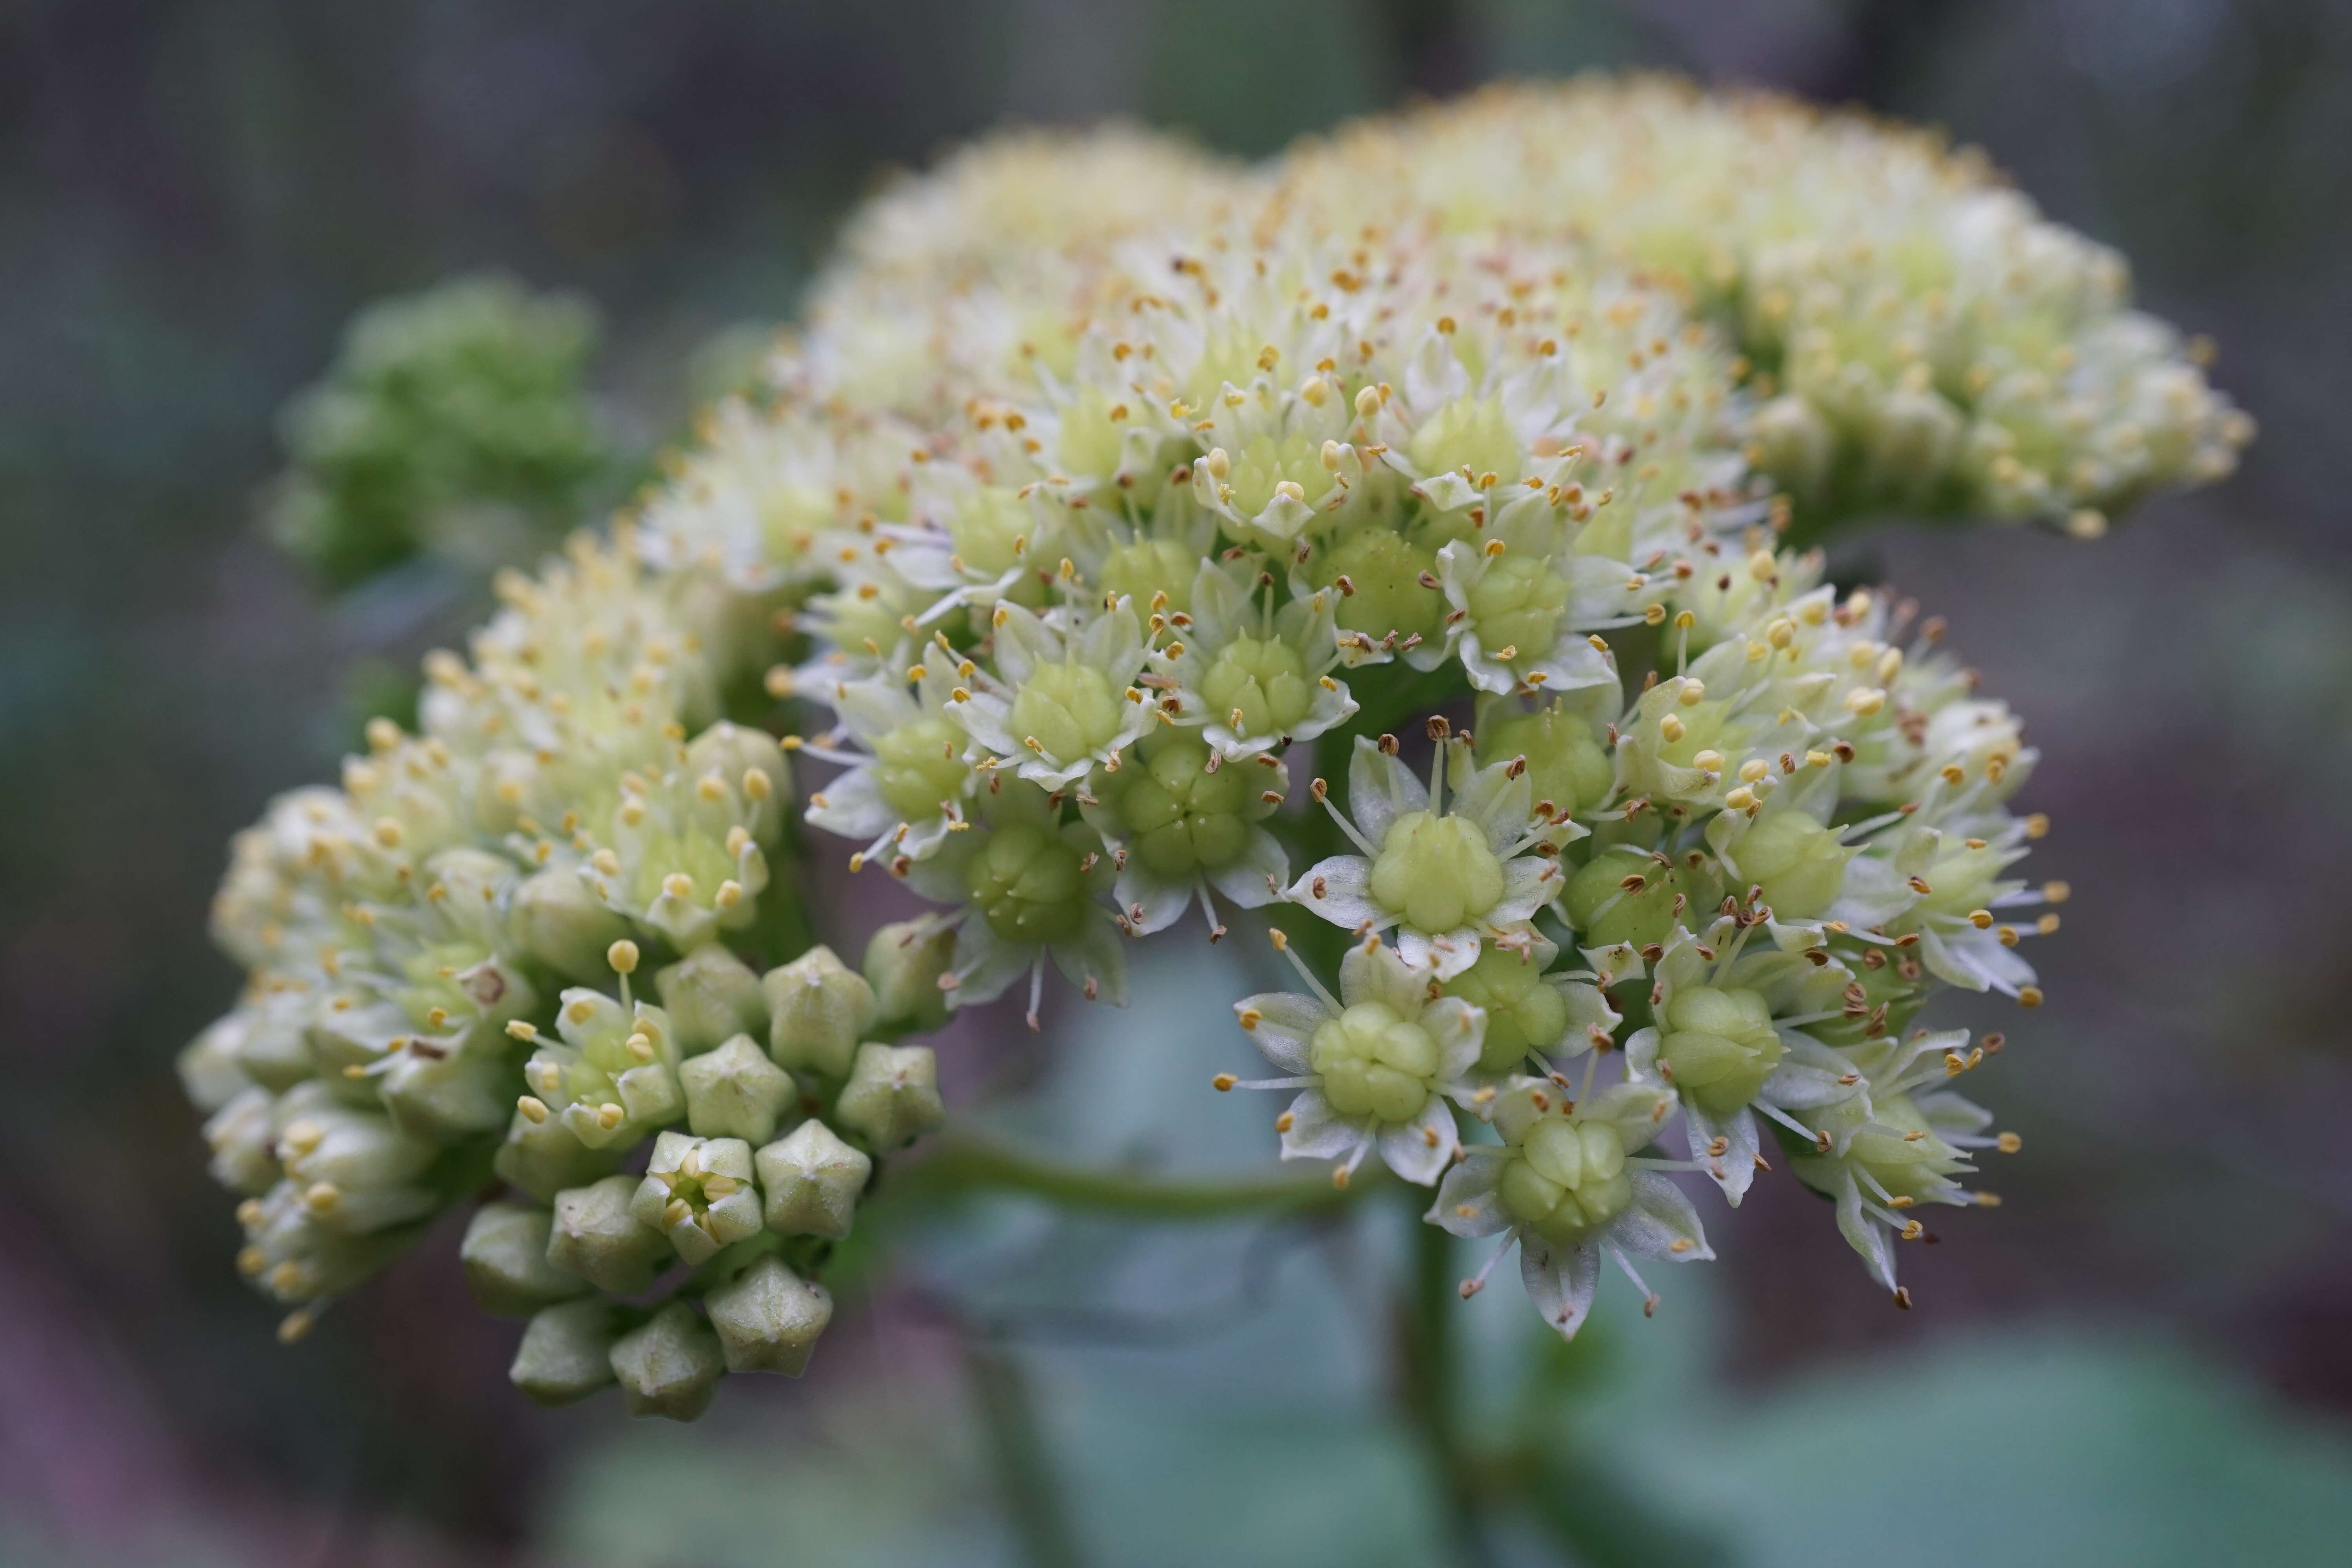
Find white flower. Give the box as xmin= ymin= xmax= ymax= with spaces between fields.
xmin=1147 ymin=559 xmax=1357 ymax=758
xmin=948 ymin=600 xmax=1154 ymax=788
xmin=1225 ymin=935 xmax=1485 ymax=1186
xmin=1287 ymin=731 xmax=1569 ymax=979
xmin=800 ymin=657 xmax=976 ymax=869
xmin=1428 ymin=1075 xmax=1713 ymax=1339
xmin=1078 ymin=729 xmax=1290 ymax=938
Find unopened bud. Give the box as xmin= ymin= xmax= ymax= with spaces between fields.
xmin=461 ymin=1202 xmax=591 ymax=1318
xmin=763 ymin=946 xmax=875 ymax=1079
xmin=510 ymin=867 xmax=630 ymax=982
xmin=754 ymin=1119 xmax=873 ymax=1239
xmin=657 ymin=943 xmax=773 ymax=1055
xmin=863 ymin=920 xmax=956 ymax=1033
xmin=546 ymin=1175 xmax=669 ymax=1294
xmin=510 ymin=1298 xmax=619 ymax=1407
xmin=608 ymin=1300 xmax=725 ymax=1422
xmin=680 ymin=1035 xmax=797 ymax=1144
xmin=703 ymin=1255 xmax=834 ymax=1376
xmin=833 ymin=1043 xmax=944 ymax=1150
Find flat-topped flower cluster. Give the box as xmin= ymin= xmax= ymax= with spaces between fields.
xmin=184 ymin=77 xmax=2220 ymax=1418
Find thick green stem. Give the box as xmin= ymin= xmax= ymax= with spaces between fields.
xmin=906 ymin=1133 xmax=1374 ymax=1220
xmin=964 ymin=1338 xmax=1087 ymax=1568
xmin=1397 ymin=1200 xmax=1495 ymax=1568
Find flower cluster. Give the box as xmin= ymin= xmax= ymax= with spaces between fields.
xmin=264 ymin=274 xmax=617 ymax=586
xmin=188 ymin=76 xmax=2233 ymax=1414
xmin=1279 ymin=77 xmax=2252 ymax=532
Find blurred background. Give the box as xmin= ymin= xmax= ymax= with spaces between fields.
xmin=5 ymin=1 xmax=2352 ymax=1564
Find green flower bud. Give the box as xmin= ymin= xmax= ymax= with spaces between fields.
xmin=630 ymin=1132 xmax=764 ymax=1265
xmin=1563 ymin=845 xmax=1717 ymax=950
xmin=1319 ymin=528 xmax=1445 ymax=645
xmin=1441 ymin=947 xmax=1570 ymax=1073
xmin=180 ymin=1015 xmax=254 ymax=1114
xmin=1657 ymin=985 xmax=1786 ymax=1118
xmin=1308 ymin=1002 xmax=1443 ymax=1123
xmin=1098 ymin=733 xmax=1259 ymax=879
xmin=1007 ymin=662 xmax=1124 ymax=763
xmin=511 ymin=1298 xmax=618 ymax=1407
xmin=863 ymin=919 xmax=956 ymax=1033
xmin=1408 ymin=396 xmax=1521 ymax=492
xmin=834 ymin=1042 xmax=944 ymax=1150
xmin=657 ymin=943 xmax=773 ymax=1056
xmin=1369 ymin=813 xmax=1504 ymax=934
xmin=205 ymin=1088 xmax=280 ymax=1195
xmin=233 ymin=995 xmax=316 ymax=1093
xmin=1462 ymin=555 xmax=1568 ymax=667
xmin=680 ymin=1035 xmax=797 ymax=1144
xmin=510 ymin=866 xmax=630 ymax=982
xmin=461 ymin=1202 xmax=592 ymax=1318
xmin=683 ymin=720 xmax=792 ymax=829
xmin=963 ymin=819 xmax=1107 ymax=945
xmin=1732 ymin=811 xmax=1853 ymax=920
xmin=1478 ymin=704 xmax=1612 ymax=819
xmin=381 ymin=1046 xmax=513 ymax=1142
xmin=1750 ymin=393 xmax=1835 ymax=503
xmin=870 ymin=715 xmax=973 ymax=821
xmin=1498 ymin=1118 xmax=1633 ymax=1246
xmin=1198 ymin=635 xmax=1314 ymax=738
xmin=494 ymin=1108 xmax=618 ymax=1202
xmin=608 ymin=1301 xmax=725 ymax=1422
xmin=546 ymin=1174 xmax=669 ymax=1294
xmin=764 ymin=946 xmax=875 ymax=1079
xmin=703 ymin=1255 xmax=834 ymax=1376
xmin=755 ymin=1119 xmax=873 ymax=1239
xmin=1098 ymin=537 xmax=1200 ymax=613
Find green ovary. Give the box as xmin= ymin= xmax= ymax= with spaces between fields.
xmin=965 ymin=822 xmax=1090 ymax=944
xmin=1009 ymin=662 xmax=1125 ymax=762
xmin=1309 ymin=1001 xmax=1440 ymax=1123
xmin=1320 ymin=529 xmax=1445 ymax=644
xmin=1658 ymin=985 xmax=1786 ymax=1118
xmin=1736 ymin=812 xmax=1852 ymax=920
xmin=1098 ymin=539 xmax=1199 ymax=613
xmin=1498 ymin=1118 xmax=1632 ymax=1245
xmin=1110 ymin=735 xmax=1255 ymax=878
xmin=1369 ymin=813 xmax=1504 ymax=933
xmin=871 ymin=717 xmax=969 ymax=820
xmin=1841 ymin=1092 xmax=1968 ymax=1201
xmin=1408 ymin=395 xmax=1522 ymax=488
xmin=1465 ymin=556 xmax=1568 ymax=666
xmin=1480 ymin=704 xmax=1612 ymax=817
xmin=1199 ymin=635 xmax=1314 ymax=738
xmin=1443 ymin=946 xmax=1570 ymax=1072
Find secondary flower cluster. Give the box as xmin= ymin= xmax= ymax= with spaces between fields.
xmin=186 ymin=76 xmax=2228 ymax=1413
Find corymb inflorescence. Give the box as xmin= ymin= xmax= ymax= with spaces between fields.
xmin=186 ymin=76 xmax=2232 ymax=1415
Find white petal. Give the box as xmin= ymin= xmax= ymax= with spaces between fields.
xmin=1113 ymin=862 xmax=1194 ymax=936
xmin=1426 ymin=1150 xmax=1510 ymax=1237
xmin=802 ymin=767 xmax=897 ymax=840
xmin=1612 ymin=1171 xmax=1716 ymax=1260
xmin=946 ymin=923 xmax=1034 ymax=1007
xmin=1681 ymin=1105 xmax=1758 ymax=1207
xmin=1377 ymin=1096 xmax=1460 ymax=1186
xmin=1521 ymin=1234 xmax=1602 ymax=1340
xmin=1049 ymin=915 xmax=1129 ymax=1007
xmin=1339 ymin=938 xmax=1424 ymax=1011
xmin=1422 ymin=997 xmax=1488 ymax=1083
xmin=1285 ymin=855 xmax=1387 ymax=929
xmin=1205 ymin=828 xmax=1288 ymax=909
xmin=1487 ymin=858 xmax=1565 ymax=926
xmin=1279 ymin=1087 xmax=1365 ymax=1162
xmin=1830 ymin=1166 xmax=1898 ymax=1291
xmin=1236 ymin=991 xmax=1326 ymax=1074
xmin=1346 ymin=735 xmax=1427 ymax=848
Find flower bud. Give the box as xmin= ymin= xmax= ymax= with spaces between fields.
xmin=509 ymin=866 xmax=630 ymax=982
xmin=179 ymin=1015 xmax=254 ymax=1114
xmin=629 ymin=1132 xmax=764 ymax=1265
xmin=704 ymin=1255 xmax=834 ymax=1376
xmin=657 ymin=942 xmax=773 ymax=1056
xmin=863 ymin=920 xmax=956 ymax=1034
xmin=609 ymin=1301 xmax=725 ymax=1421
xmin=510 ymin=1299 xmax=618 ymax=1407
xmin=381 ymin=1046 xmax=513 ymax=1142
xmin=754 ymin=1119 xmax=873 ymax=1239
xmin=680 ymin=1035 xmax=797 ymax=1144
xmin=461 ymin=1202 xmax=592 ymax=1318
xmin=493 ymin=1108 xmax=618 ymax=1202
xmin=204 ymin=1087 xmax=280 ymax=1195
xmin=546 ymin=1174 xmax=669 ymax=1294
xmin=1477 ymin=703 xmax=1612 ymax=820
xmin=763 ymin=946 xmax=874 ymax=1079
xmin=833 ymin=1042 xmax=944 ymax=1150
xmin=233 ymin=994 xmax=316 ymax=1093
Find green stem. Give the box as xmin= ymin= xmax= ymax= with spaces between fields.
xmin=1397 ymin=1199 xmax=1495 ymax=1568
xmin=963 ymin=1337 xmax=1087 ymax=1568
xmin=905 ymin=1133 xmax=1374 ymax=1220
